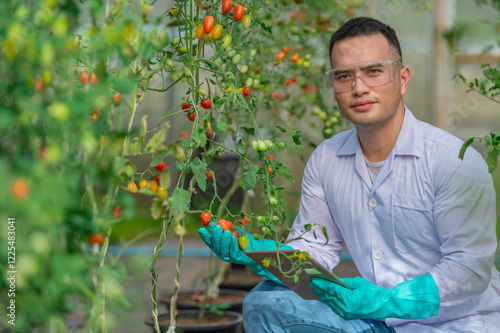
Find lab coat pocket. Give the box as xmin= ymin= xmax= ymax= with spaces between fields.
xmin=392 ymin=193 xmax=438 ymax=253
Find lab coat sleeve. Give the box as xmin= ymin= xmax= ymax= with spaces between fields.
xmin=429 ymin=145 xmax=497 ymax=308
xmin=286 ymin=143 xmax=345 ymax=272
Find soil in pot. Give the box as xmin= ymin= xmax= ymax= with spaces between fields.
xmin=220 ymin=268 xmax=263 ymax=292
xmin=145 ymin=310 xmax=243 ymax=333
xmin=160 ymin=289 xmax=247 ymax=313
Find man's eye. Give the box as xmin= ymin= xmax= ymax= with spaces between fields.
xmin=367 ymin=69 xmax=383 ymax=75
xmin=336 ymin=74 xmax=351 ymax=81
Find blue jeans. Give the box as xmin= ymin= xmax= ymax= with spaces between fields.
xmin=243 ymin=281 xmax=396 ymax=333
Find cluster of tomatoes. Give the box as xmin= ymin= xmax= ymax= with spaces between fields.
xmin=80 ymin=72 xmax=122 ymax=123
xmin=126 ymin=161 xmax=168 ymax=200
xmin=200 ymin=212 xmax=250 ymax=250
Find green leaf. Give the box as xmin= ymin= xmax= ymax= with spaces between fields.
xmin=190 ymin=158 xmax=208 ymax=192
xmin=159 ymin=168 xmax=171 ymax=189
xmin=276 ymin=125 xmax=287 ymax=133
xmin=213 ymin=96 xmax=225 ymax=108
xmin=293 ymin=275 xmax=299 ymax=283
xmin=304 ymin=268 xmax=321 ymax=275
xmin=251 ymin=97 xmax=257 ymax=108
xmin=240 ymin=125 xmax=255 ymax=136
xmin=275 ymin=164 xmax=294 ymax=182
xmin=145 ymin=123 xmax=171 ymax=152
xmin=260 ymin=23 xmax=272 ymax=34
xmin=150 ymin=197 xmax=164 ymax=220
xmin=237 ymin=139 xmax=245 ymax=152
xmin=216 ymin=118 xmax=231 ymax=132
xmin=170 ymin=188 xmax=190 ymax=216
xmin=304 ymin=224 xmax=312 ymax=231
xmin=487 ymin=148 xmax=498 ymax=173
xmin=322 ymin=226 xmax=329 ymax=245
xmin=243 ymin=164 xmax=259 ymax=191
xmin=459 ymin=137 xmax=474 ymax=160
xmin=149 ymin=153 xmax=169 ymax=169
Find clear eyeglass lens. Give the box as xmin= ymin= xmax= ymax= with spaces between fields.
xmin=325 ymin=60 xmax=399 ymax=92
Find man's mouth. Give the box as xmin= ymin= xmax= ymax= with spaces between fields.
xmin=351 ymin=101 xmax=375 ymax=111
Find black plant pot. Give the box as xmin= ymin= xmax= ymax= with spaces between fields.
xmin=145 ymin=310 xmax=243 ymax=333
xmin=160 ymin=288 xmax=247 ymax=313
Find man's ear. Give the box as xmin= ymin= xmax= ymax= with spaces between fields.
xmin=400 ymin=66 xmax=411 ymax=96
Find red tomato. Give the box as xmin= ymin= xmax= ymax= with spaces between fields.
xmin=155 ymin=161 xmax=166 ymax=172
xmin=281 ymin=46 xmax=290 ymax=53
xmin=233 ymin=4 xmax=244 ymax=21
xmin=201 ymin=1 xmax=212 ymax=10
xmin=205 ymin=122 xmax=212 ymax=138
xmin=155 ymin=175 xmax=160 ymax=186
xmin=187 ymin=112 xmax=196 ymax=121
xmin=182 ymin=103 xmax=192 ymax=111
xmin=204 ymin=15 xmax=214 ymax=34
xmin=275 ymin=51 xmax=286 ymax=61
xmin=11 ymin=178 xmax=30 ymax=200
xmin=206 ymin=171 xmax=213 ymax=181
xmin=222 ymin=0 xmax=232 ymax=13
xmin=90 ymin=73 xmax=98 ymax=86
xmin=180 ymin=131 xmax=189 ymax=139
xmin=89 ymin=233 xmax=105 ymax=246
xmin=242 ymin=85 xmax=251 ymax=97
xmin=238 ymin=235 xmax=249 ymax=250
xmin=244 ymin=216 xmax=250 ymax=224
xmin=113 ymin=206 xmax=121 ymax=218
xmin=231 ymin=230 xmax=239 ymax=237
xmin=285 ymin=80 xmax=292 ymax=87
xmin=291 ymin=76 xmax=299 ymax=83
xmin=200 ymin=98 xmax=211 ymax=109
xmin=272 ymin=92 xmax=280 ymax=100
xmin=80 ymin=72 xmax=89 ymax=85
xmin=217 ymin=219 xmax=230 ymax=232
xmin=201 ymin=212 xmax=211 ymax=226
xmin=268 ymin=154 xmax=274 ymax=160
xmin=113 ymin=92 xmax=122 ymax=104
xmin=291 ymin=53 xmax=300 ymax=63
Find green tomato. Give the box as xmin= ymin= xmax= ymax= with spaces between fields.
xmin=257 ymin=140 xmax=268 ymax=151
xmin=238 ymin=235 xmax=249 ymax=251
xmin=240 ymin=65 xmax=248 ymax=73
xmin=241 ymin=15 xmax=251 ymax=29
xmin=246 ymin=78 xmax=253 ymax=87
xmin=264 ymin=140 xmax=274 ymax=149
xmin=221 ymin=34 xmax=232 ymax=49
xmin=251 ymin=140 xmax=259 ymax=152
xmin=269 ymin=197 xmax=278 ymax=206
xmin=178 ymin=45 xmax=187 ymax=54
xmin=232 ymin=54 xmax=242 ymax=64
xmin=171 ymin=37 xmax=180 ymax=47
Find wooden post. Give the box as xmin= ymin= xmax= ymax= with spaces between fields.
xmin=432 ymin=0 xmax=456 ymax=130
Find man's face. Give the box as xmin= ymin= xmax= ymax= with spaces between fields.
xmin=330 ymin=33 xmax=410 ymax=131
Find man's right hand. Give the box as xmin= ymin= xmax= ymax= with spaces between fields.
xmin=198 ymin=222 xmax=255 ymax=266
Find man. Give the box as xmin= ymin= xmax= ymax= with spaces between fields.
xmin=199 ymin=17 xmax=500 ymax=332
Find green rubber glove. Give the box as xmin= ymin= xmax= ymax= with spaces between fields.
xmin=309 ymin=273 xmax=440 ymax=321
xmin=198 ymin=221 xmax=293 ymax=284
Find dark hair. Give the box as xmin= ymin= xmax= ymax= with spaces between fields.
xmin=329 ymin=17 xmax=403 ymax=65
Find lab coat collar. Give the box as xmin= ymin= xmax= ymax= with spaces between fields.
xmin=336 ymin=107 xmax=422 ymax=159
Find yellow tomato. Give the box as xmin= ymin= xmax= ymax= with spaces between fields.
xmin=211 ymin=24 xmax=223 ymax=40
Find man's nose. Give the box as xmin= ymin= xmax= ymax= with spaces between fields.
xmin=351 ymin=76 xmax=370 ymax=95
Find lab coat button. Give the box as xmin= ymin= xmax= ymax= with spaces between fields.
xmin=373 ymin=250 xmax=383 ymax=260
xmin=368 ymin=198 xmax=378 ymax=208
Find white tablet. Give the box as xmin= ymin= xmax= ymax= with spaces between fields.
xmin=246 ymin=249 xmax=351 ymax=300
